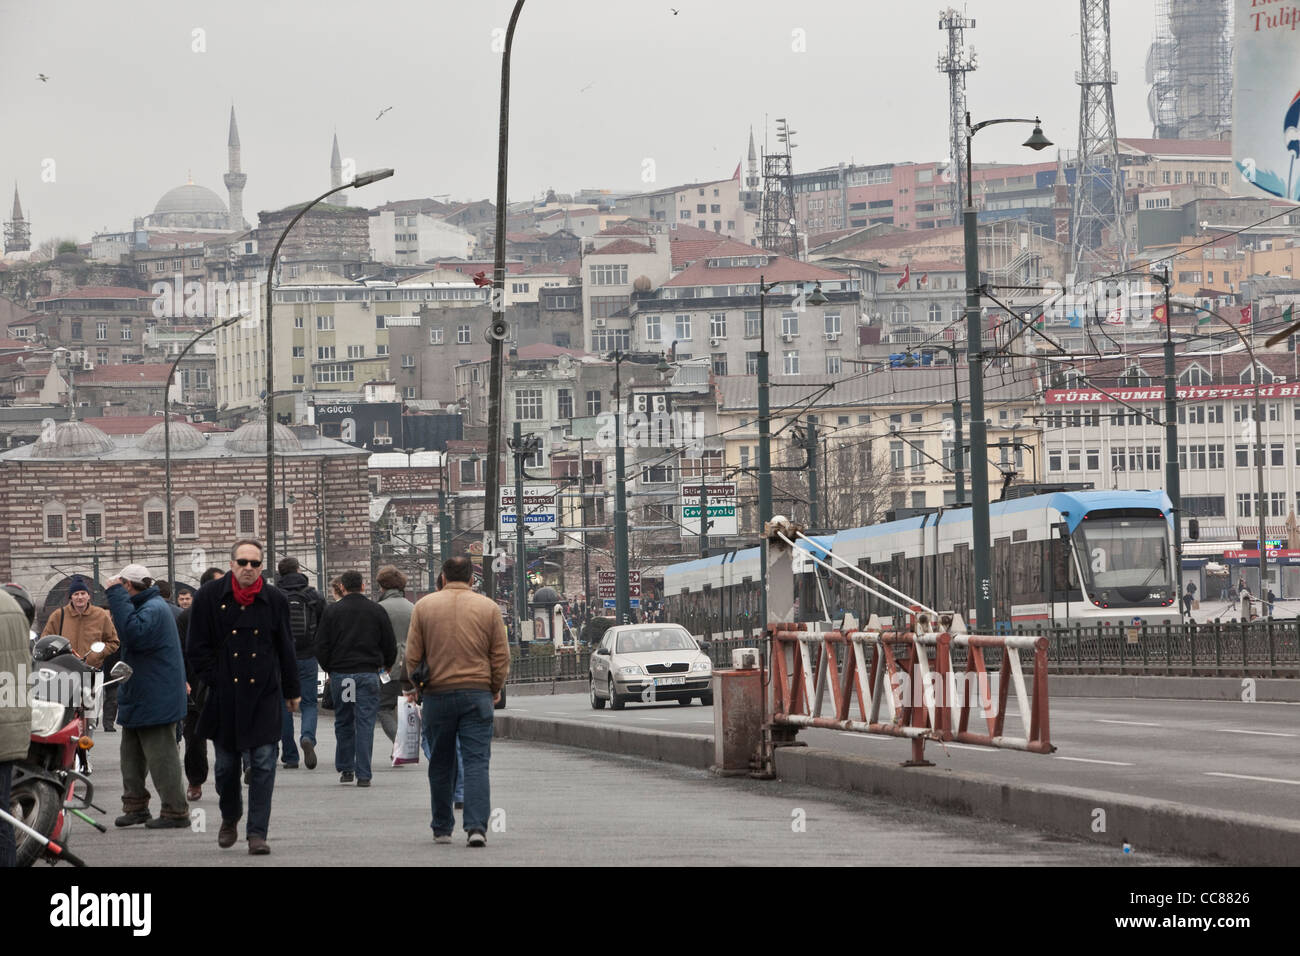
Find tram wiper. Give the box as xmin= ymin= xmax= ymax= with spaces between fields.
xmin=1135 ymin=551 xmax=1167 ymax=590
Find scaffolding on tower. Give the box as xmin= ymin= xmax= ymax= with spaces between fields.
xmin=759 ymin=118 xmax=800 ymax=260
xmin=937 ymin=8 xmax=976 ymax=227
xmin=1146 ymin=0 xmax=1233 ymax=141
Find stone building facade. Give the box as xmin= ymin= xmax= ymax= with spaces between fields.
xmin=0 ymin=419 xmax=369 ymax=621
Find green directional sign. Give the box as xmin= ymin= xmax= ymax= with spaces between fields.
xmin=680 ymin=482 xmax=738 ymax=537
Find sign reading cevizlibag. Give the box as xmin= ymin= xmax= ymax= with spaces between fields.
xmin=1234 ymin=0 xmax=1300 ymax=202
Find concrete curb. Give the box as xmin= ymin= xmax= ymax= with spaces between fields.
xmin=494 ymin=713 xmax=1299 ymax=865
xmin=774 ymin=746 xmax=1300 ymax=866
xmin=1047 ymin=675 xmax=1300 ymax=702
xmin=494 ymin=714 xmax=713 ymax=768
xmin=505 ymin=680 xmax=588 ymax=697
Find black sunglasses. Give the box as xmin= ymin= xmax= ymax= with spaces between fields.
xmin=235 ymin=558 xmax=263 ymax=568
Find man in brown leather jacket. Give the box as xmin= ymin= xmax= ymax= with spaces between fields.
xmin=403 ymin=557 xmax=508 ymax=848
xmin=41 ymin=576 xmax=118 ymax=668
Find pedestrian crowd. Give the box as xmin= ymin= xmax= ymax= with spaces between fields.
xmin=0 ymin=539 xmax=510 ymax=864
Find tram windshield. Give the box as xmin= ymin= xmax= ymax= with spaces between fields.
xmin=1074 ymin=516 xmax=1172 ymax=595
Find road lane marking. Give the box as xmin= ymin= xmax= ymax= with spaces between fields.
xmin=836 ymin=732 xmax=889 ymax=742
xmin=1205 ymin=771 xmax=1300 ymax=786
xmin=691 ymin=719 xmax=713 ymax=724
xmin=638 ymin=717 xmax=670 ymax=721
xmin=1053 ymin=756 xmax=1134 ymax=766
xmin=1097 ymin=719 xmax=1163 ymax=727
xmin=1215 ymin=729 xmax=1296 ymax=738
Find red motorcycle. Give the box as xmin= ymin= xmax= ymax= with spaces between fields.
xmin=6 ymin=637 xmax=131 ymax=867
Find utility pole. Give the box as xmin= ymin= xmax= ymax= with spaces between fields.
xmin=805 ymin=419 xmax=819 ymax=531
xmin=698 ymin=472 xmax=710 ymax=557
xmin=425 ymin=523 xmax=436 ymax=591
xmin=757 ymin=278 xmax=774 ymax=633
xmin=612 ymin=353 xmax=631 ymax=623
xmin=1154 ymin=267 xmax=1182 ymax=578
xmin=437 ymin=467 xmax=452 ymax=566
xmin=577 ymin=436 xmax=591 ymax=626
xmin=509 ymin=421 xmax=537 ymax=643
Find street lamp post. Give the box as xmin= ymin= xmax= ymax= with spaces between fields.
xmin=562 ymin=431 xmax=592 ymax=627
xmin=1151 ymin=267 xmax=1183 ymax=579
xmin=963 ymin=112 xmax=1051 ymax=628
xmin=263 ymin=167 xmax=394 ymax=574
xmin=1172 ymin=298 xmax=1270 ymax=603
xmin=166 ymin=313 xmax=242 ymax=593
xmin=611 ymin=351 xmax=631 ymax=623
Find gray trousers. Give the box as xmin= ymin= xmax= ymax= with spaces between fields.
xmin=120 ymin=723 xmax=189 ymax=820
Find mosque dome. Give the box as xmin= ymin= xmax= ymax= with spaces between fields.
xmin=139 ymin=420 xmax=206 ymax=453
xmin=29 ymin=421 xmax=116 ymax=459
xmin=152 ymin=183 xmax=229 ymax=218
xmin=226 ymin=419 xmax=302 ymax=454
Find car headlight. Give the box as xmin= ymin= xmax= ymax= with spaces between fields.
xmin=30 ymin=699 xmax=66 ymax=737
xmin=618 ymin=664 xmax=644 ymax=677
xmin=691 ymin=658 xmax=712 ymax=672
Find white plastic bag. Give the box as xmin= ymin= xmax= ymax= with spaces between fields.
xmin=391 ymin=696 xmax=421 ymax=766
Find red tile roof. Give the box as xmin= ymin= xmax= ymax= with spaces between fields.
xmin=1118 ymin=137 xmax=1233 ymax=157
xmin=595 ymin=224 xmax=648 ymax=237
xmin=505 ymin=232 xmax=546 ymax=243
xmin=0 ymin=338 xmax=34 ymax=349
xmin=664 ymin=253 xmax=843 ymax=288
xmin=34 ymin=286 xmax=151 ymax=302
xmin=587 ymin=238 xmax=653 ymax=256
xmin=80 ymin=364 xmax=173 ymax=385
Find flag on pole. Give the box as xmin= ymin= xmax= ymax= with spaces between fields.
xmin=1241 ymin=304 xmax=1253 ymax=325
xmin=1152 ymin=303 xmax=1168 ymax=324
xmin=896 ymin=264 xmax=910 ymax=290
xmin=1105 ymin=304 xmax=1125 ymax=326
xmin=1034 ymin=313 xmax=1045 ymax=329
xmin=918 ymin=273 xmax=929 ymax=288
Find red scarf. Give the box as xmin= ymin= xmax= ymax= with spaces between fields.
xmin=231 ymin=573 xmax=264 ymax=607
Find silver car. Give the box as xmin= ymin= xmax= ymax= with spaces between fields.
xmin=589 ymin=624 xmax=713 ymax=710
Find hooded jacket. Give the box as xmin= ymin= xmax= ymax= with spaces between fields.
xmin=105 ymin=584 xmax=188 ymax=729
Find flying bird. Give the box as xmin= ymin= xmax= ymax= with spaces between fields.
xmin=375 ymin=106 xmax=393 ymax=120
xmin=670 ymin=8 xmax=679 ymax=14
xmin=36 ymin=73 xmax=49 ymax=82
xmin=579 ymin=81 xmax=595 ymax=93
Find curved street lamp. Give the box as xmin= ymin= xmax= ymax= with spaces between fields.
xmin=165 ymin=312 xmax=244 ymax=594
xmin=263 ymin=167 xmax=394 ymax=573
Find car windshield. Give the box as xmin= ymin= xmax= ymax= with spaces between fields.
xmin=615 ymin=628 xmax=696 ymax=654
xmin=1075 ymin=517 xmax=1171 ymax=591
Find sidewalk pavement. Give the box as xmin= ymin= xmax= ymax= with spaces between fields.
xmin=66 ymin=714 xmax=1202 ymax=866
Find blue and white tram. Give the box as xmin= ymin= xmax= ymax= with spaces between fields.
xmin=662 ymin=490 xmax=1180 ymax=634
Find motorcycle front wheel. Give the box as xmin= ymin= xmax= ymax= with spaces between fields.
xmin=11 ymin=779 xmax=62 ymax=867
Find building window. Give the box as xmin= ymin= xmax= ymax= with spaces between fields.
xmin=590 ymin=264 xmax=629 ymax=286
xmin=824 ymin=312 xmax=842 ymax=336
xmin=347 ymin=345 xmax=364 ymax=359
xmin=82 ymin=504 xmax=103 ymax=539
xmin=430 ymin=327 xmax=444 ymax=345
xmin=316 ymin=315 xmax=334 ymax=331
xmin=404 ymin=386 xmax=416 ymax=398
xmin=176 ymin=497 xmax=198 ymax=538
xmin=457 ymin=325 xmax=471 ymax=344
xmin=710 ymin=313 xmax=727 ymax=339
xmin=825 ymin=352 xmax=841 ymax=374
xmin=43 ymin=502 xmax=66 ymax=542
xmin=376 ymin=315 xmax=387 ymax=329
xmin=293 ymin=375 xmax=305 ymax=385
xmin=236 ymin=497 xmax=258 ymax=536
xmin=515 ymin=388 xmax=543 ymax=420
xmin=783 ymin=350 xmax=799 ymax=374
xmin=641 ymin=463 xmax=674 ymax=484
xmin=744 ymin=310 xmax=761 ymax=338
xmin=557 ymin=388 xmax=574 ymax=419
xmin=890 ymin=441 xmax=905 ymax=471
xmin=781 ymin=311 xmax=799 ymax=337
xmin=401 ymin=354 xmax=415 ymax=368
xmin=586 ymin=390 xmax=602 ymax=416
xmin=746 ymin=351 xmax=759 ymax=375
xmin=377 ymin=344 xmax=389 ymax=356
xmin=1237 ymin=493 xmax=1253 ymax=518
xmin=315 ymin=364 xmax=355 ymax=384
xmin=143 ymin=497 xmax=166 ymax=539
xmin=318 ymin=346 xmax=336 ymax=360
xmin=292 ymin=346 xmax=305 ymax=358
xmin=120 ymin=325 xmax=133 ymax=341
xmin=712 ymin=352 xmax=728 ymax=376
xmin=294 ymin=315 xmax=304 ymax=329
xmin=675 ymin=314 xmax=692 ymax=340
xmin=643 ymin=314 xmax=661 ymax=342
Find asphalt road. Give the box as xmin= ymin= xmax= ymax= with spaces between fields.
xmin=56 ymin=715 xmax=1202 ymax=866
xmin=503 ymin=691 xmax=1300 ymax=822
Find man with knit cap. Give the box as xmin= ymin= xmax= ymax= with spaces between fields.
xmin=104 ymin=563 xmax=189 ymax=830
xmin=40 ymin=575 xmax=118 ymax=668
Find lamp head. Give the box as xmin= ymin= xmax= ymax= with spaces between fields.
xmin=351 ymin=168 xmax=395 ymax=188
xmin=1022 ymin=120 xmax=1052 ymax=151
xmin=806 ymin=281 xmax=829 ymax=306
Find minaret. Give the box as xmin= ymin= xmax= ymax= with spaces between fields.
xmin=330 ymin=132 xmax=348 ymax=205
xmin=1054 ymin=150 xmax=1072 ymax=271
xmin=4 ymin=184 xmax=31 ymax=254
xmin=745 ymin=127 xmax=760 ymax=191
xmin=223 ymin=106 xmax=247 ymax=231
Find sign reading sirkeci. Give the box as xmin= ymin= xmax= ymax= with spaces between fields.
xmin=1045 ymin=384 xmax=1300 ymax=404
xmin=680 ymin=482 xmax=738 ymax=538
xmin=499 ymin=485 xmax=558 ymax=541
xmin=597 ymin=569 xmax=641 ymax=609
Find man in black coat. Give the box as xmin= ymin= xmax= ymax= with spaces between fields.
xmin=187 ymin=540 xmax=300 ymax=856
xmin=314 ymin=570 xmax=396 ymax=788
xmin=275 ymin=557 xmax=326 ymax=771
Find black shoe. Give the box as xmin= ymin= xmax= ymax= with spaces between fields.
xmin=282 ymin=762 xmax=299 ymax=769
xmin=340 ymin=771 xmax=354 ymax=783
xmin=454 ymin=801 xmax=464 ymax=810
xmin=102 ymin=725 xmax=117 ymax=734
xmin=356 ymin=778 xmax=370 ymax=788
xmin=145 ymin=815 xmax=189 ymax=829
xmin=301 ymin=738 xmax=317 ymax=770
xmin=467 ymin=830 xmax=486 ymax=848
xmin=115 ymin=810 xmax=151 ymax=827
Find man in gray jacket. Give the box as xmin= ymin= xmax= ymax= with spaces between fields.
xmin=375 ymin=566 xmax=413 ymax=743
xmin=0 ymin=584 xmax=35 ymax=867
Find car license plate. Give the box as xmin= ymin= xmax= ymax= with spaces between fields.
xmin=654 ymin=676 xmax=685 ymax=686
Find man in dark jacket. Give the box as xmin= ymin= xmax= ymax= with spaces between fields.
xmin=315 ymin=570 xmax=396 ymax=788
xmin=188 ymin=540 xmax=300 ymax=855
xmin=177 ymin=567 xmax=223 ymax=801
xmin=105 ymin=564 xmax=190 ymax=830
xmin=276 ymin=557 xmax=325 ymax=770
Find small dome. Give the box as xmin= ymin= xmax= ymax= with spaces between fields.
xmin=139 ymin=420 xmax=206 ymax=452
xmin=530 ymin=586 xmax=562 ymax=607
xmin=632 ymin=275 xmax=652 ymax=292
xmin=226 ymin=419 xmax=301 ymax=454
xmin=30 ymin=421 xmax=116 ymax=459
xmin=152 ymin=183 xmax=229 ymax=218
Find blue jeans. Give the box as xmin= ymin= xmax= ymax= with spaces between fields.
xmin=332 ymin=672 xmax=381 ymax=781
xmin=422 ymin=690 xmax=493 ymax=835
xmin=421 ymin=730 xmax=464 ymax=803
xmin=214 ymin=742 xmax=277 ymax=839
xmin=280 ymin=657 xmax=319 ymax=763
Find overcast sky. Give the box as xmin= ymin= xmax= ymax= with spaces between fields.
xmin=1 ymin=0 xmax=1163 ymax=244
